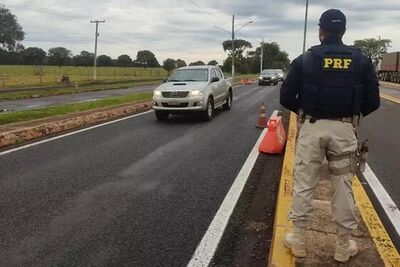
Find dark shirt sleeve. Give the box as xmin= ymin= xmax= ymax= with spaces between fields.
xmin=280 ymin=55 xmax=303 ymax=113
xmin=360 ymin=57 xmax=380 ymax=117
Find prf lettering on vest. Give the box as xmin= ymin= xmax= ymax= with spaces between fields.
xmin=323 ymin=58 xmax=352 ymax=69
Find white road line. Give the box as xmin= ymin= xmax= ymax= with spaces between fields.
xmin=0 ymin=85 xmax=255 ymax=156
xmin=187 ymin=110 xmax=278 ymax=267
xmin=363 ymin=164 xmax=400 ymax=236
xmin=0 ymin=110 xmax=153 ymax=156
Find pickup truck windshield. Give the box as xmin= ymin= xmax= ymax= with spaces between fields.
xmin=169 ymin=69 xmax=209 ymax=82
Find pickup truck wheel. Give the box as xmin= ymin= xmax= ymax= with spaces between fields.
xmin=223 ymin=90 xmax=232 ymax=111
xmin=202 ymin=97 xmax=214 ymax=121
xmin=155 ymin=110 xmax=169 ymax=121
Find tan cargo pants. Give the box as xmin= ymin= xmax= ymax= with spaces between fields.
xmin=288 ymin=118 xmax=359 ymax=234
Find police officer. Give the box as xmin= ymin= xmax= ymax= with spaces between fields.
xmin=280 ymin=9 xmax=380 ymax=262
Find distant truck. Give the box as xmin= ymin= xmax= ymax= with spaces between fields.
xmin=377 ymin=51 xmax=400 ymax=83
xmin=152 ymin=66 xmax=233 ymax=121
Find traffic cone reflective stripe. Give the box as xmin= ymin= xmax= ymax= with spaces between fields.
xmin=256 ymin=103 xmax=268 ymax=128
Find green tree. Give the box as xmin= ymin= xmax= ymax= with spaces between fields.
xmin=135 ymin=50 xmax=160 ymax=67
xmin=22 ymin=47 xmax=46 ymax=65
xmin=0 ymin=49 xmax=23 ymax=64
xmin=189 ymin=61 xmax=205 ymax=66
xmin=176 ymin=58 xmax=187 ymax=68
xmin=250 ymin=42 xmax=290 ymax=73
xmin=163 ymin=58 xmax=176 ymax=73
xmin=353 ymin=38 xmax=392 ymax=66
xmin=207 ymin=60 xmax=218 ymax=66
xmin=222 ymin=39 xmax=252 ymax=58
xmin=72 ymin=50 xmax=94 ymax=66
xmin=47 ymin=47 xmax=72 ymax=67
xmin=116 ymin=54 xmax=132 ymax=67
xmin=97 ymin=55 xmax=113 ymax=67
xmin=222 ymin=39 xmax=253 ymax=73
xmin=0 ymin=5 xmax=25 ymax=51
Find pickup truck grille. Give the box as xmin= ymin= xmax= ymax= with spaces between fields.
xmin=161 ymin=102 xmax=189 ymax=108
xmin=162 ymin=91 xmax=189 ymax=98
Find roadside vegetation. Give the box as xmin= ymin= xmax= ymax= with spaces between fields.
xmin=0 ymin=79 xmax=160 ymax=101
xmin=0 ymin=65 xmax=167 ymax=88
xmin=0 ymin=92 xmax=152 ymax=125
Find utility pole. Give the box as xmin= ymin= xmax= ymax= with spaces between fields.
xmin=90 ymin=19 xmax=105 ymax=80
xmin=213 ymin=16 xmax=252 ymax=79
xmin=302 ymin=0 xmax=309 ymax=53
xmin=260 ymin=38 xmax=264 ymax=74
xmin=377 ymin=35 xmax=381 ymax=70
xmin=232 ymin=15 xmax=235 ymax=78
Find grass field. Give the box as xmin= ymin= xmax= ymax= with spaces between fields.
xmin=0 ymin=73 xmax=258 ymax=125
xmin=0 ymin=65 xmax=168 ymax=88
xmin=0 ymin=92 xmax=153 ymax=125
xmin=0 ymin=79 xmax=160 ymax=101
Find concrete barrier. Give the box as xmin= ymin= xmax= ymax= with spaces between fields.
xmin=0 ymin=101 xmax=152 ymax=149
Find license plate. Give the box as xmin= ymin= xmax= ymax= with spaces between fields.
xmin=169 ymin=101 xmax=180 ymax=105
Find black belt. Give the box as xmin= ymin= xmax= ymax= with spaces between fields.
xmin=304 ymin=115 xmax=353 ymax=123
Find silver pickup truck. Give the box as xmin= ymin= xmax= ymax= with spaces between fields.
xmin=152 ymin=65 xmax=233 ymax=121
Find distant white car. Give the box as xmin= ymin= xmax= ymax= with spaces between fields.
xmin=272 ymin=69 xmax=285 ymax=81
xmin=152 ymin=66 xmax=233 ymax=121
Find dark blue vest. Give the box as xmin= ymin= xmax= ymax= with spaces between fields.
xmin=300 ymin=44 xmax=363 ymax=118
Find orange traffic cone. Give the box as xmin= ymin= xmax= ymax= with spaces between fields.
xmin=259 ymin=116 xmax=287 ymax=154
xmin=256 ymin=103 xmax=268 ymax=128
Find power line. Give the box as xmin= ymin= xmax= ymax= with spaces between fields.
xmin=185 ymin=0 xmax=222 ymax=21
xmin=1 ymin=0 xmax=86 ymax=20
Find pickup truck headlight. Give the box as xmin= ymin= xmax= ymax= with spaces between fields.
xmin=259 ymin=76 xmax=263 ymax=80
xmin=153 ymin=91 xmax=162 ymax=97
xmin=190 ymin=90 xmax=203 ymax=96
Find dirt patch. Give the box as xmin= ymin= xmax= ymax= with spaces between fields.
xmin=295 ymin=162 xmax=385 ymax=266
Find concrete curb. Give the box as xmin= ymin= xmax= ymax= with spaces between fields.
xmin=0 ymin=101 xmax=152 ymax=149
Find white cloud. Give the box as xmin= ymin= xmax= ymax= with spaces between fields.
xmin=4 ymin=0 xmax=400 ymax=63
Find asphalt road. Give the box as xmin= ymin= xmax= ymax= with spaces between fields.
xmin=0 ymin=82 xmax=282 ymax=266
xmin=0 ymin=84 xmax=157 ymax=112
xmin=380 ymin=84 xmax=400 ymax=98
xmin=358 ymin=94 xmax=400 ymax=207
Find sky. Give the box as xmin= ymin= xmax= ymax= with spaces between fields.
xmin=3 ymin=0 xmax=400 ymax=65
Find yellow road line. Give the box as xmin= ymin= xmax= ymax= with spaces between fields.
xmin=353 ymin=176 xmax=400 ymax=266
xmin=381 ymin=93 xmax=400 ymax=104
xmin=268 ymin=111 xmax=400 ymax=266
xmin=268 ymin=112 xmax=297 ymax=267
xmin=380 ymin=81 xmax=400 ymax=90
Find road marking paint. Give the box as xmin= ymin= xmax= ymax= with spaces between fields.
xmin=0 ymin=84 xmax=261 ymax=156
xmin=0 ymin=110 xmax=153 ymax=156
xmin=353 ymin=173 xmax=400 ymax=266
xmin=380 ymin=93 xmax=400 ymax=104
xmin=362 ymin=164 xmax=400 ymax=237
xmin=268 ymin=112 xmax=296 ymax=267
xmin=380 ymin=81 xmax=400 ymax=90
xmin=187 ymin=111 xmax=279 ymax=267
xmin=269 ymin=111 xmax=400 ymax=266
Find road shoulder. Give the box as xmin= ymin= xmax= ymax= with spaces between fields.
xmin=268 ymin=112 xmax=400 ymax=266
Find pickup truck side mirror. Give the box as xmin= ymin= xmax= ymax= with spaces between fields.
xmin=211 ymin=77 xmax=219 ymax=83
